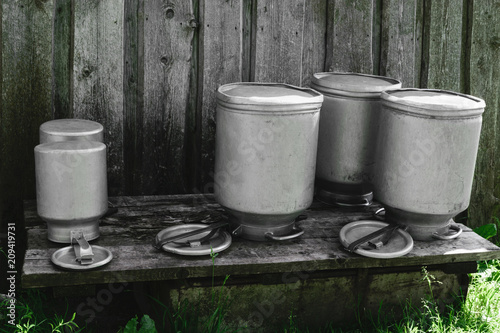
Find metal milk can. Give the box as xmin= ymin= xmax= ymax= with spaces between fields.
xmin=373 ymin=89 xmax=485 ymax=241
xmin=36 ymin=119 xmax=107 ymax=243
xmin=35 ymin=140 xmax=108 ymax=243
xmin=310 ymin=72 xmax=401 ymax=206
xmin=214 ymin=82 xmax=323 ymax=241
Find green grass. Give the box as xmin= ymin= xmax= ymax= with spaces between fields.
xmin=278 ymin=263 xmax=500 ymax=333
xmin=0 ymin=289 xmax=82 ymax=333
xmin=113 ymin=260 xmax=500 ymax=333
xmin=142 ymin=249 xmax=238 ymax=333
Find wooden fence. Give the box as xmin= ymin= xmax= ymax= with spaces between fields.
xmin=1 ymin=0 xmax=499 ymax=230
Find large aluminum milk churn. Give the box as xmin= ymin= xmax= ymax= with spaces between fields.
xmin=310 ymin=72 xmax=401 ymax=206
xmin=35 ymin=119 xmax=107 ymax=243
xmin=373 ymin=89 xmax=485 ymax=241
xmin=214 ymin=83 xmax=323 ymax=241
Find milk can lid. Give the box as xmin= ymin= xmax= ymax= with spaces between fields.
xmin=40 ymin=119 xmax=103 ymax=138
xmin=51 ymin=245 xmax=113 ymax=271
xmin=311 ymin=72 xmax=402 ymax=94
xmin=35 ymin=141 xmax=106 ymax=154
xmin=382 ymin=89 xmax=485 ymax=111
xmin=217 ymin=82 xmax=323 ymax=106
xmin=339 ymin=220 xmax=413 ymax=259
xmin=155 ymin=223 xmax=232 ymax=256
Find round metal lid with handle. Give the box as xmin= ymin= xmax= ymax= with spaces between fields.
xmin=51 ymin=245 xmax=113 ymax=271
xmin=51 ymin=230 xmax=113 ymax=270
xmin=340 ymin=220 xmax=413 ymax=259
xmin=155 ymin=223 xmax=232 ymax=256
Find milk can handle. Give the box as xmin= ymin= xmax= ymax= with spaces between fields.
xmin=265 ymin=226 xmax=304 ymax=241
xmin=432 ymin=224 xmax=462 ymax=240
xmin=373 ymin=207 xmax=386 ymax=220
xmin=71 ymin=230 xmax=94 ymax=265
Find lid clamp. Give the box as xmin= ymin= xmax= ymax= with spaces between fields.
xmin=71 ymin=230 xmax=94 ymax=265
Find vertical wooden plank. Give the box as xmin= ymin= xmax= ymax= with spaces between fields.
xmin=421 ymin=0 xmax=463 ymax=91
xmin=198 ymin=0 xmax=243 ymax=192
xmin=468 ymin=0 xmax=500 ymax=228
xmin=95 ymin=0 xmax=125 ymax=196
xmin=142 ymin=0 xmax=195 ymax=194
xmin=301 ymin=0 xmax=327 ymax=87
xmin=325 ymin=0 xmax=373 ymax=74
xmin=242 ymin=0 xmax=256 ymax=82
xmin=0 ymin=0 xmax=2 ymax=126
xmin=73 ymin=0 xmax=125 ymax=195
xmin=415 ymin=0 xmax=424 ymax=87
xmin=493 ymin=3 xmax=500 ymax=227
xmin=0 ymin=2 xmax=2 ymax=175
xmin=371 ymin=0 xmax=382 ymax=76
xmin=33 ymin=1 xmax=54 ymax=125
xmin=52 ymin=0 xmax=73 ymax=119
xmin=73 ymin=0 xmax=97 ymax=120
xmin=379 ymin=0 xmax=419 ymax=87
xmin=1 ymin=0 xmax=52 ymax=224
xmin=253 ymin=0 xmax=306 ymax=84
xmin=123 ymin=0 xmax=144 ymax=195
xmin=185 ymin=0 xmax=200 ymax=193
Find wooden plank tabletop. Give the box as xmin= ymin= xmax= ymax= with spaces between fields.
xmin=22 ymin=194 xmax=500 ymax=289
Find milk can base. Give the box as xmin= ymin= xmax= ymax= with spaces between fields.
xmin=316 ymin=188 xmax=373 ymax=207
xmin=404 ymin=222 xmax=451 ymax=241
xmin=383 ymin=206 xmax=460 ymax=241
xmin=230 ymin=220 xmax=302 ymax=241
xmin=221 ymin=207 xmax=305 ymax=241
xmin=47 ymin=222 xmax=100 ymax=243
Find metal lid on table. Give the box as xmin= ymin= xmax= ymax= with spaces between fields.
xmin=339 ymin=220 xmax=413 ymax=259
xmin=51 ymin=231 xmax=113 ymax=270
xmin=51 ymin=246 xmax=113 ymax=270
xmin=381 ymin=89 xmax=485 ymax=118
xmin=40 ymin=119 xmax=104 ymax=143
xmin=155 ymin=223 xmax=232 ymax=256
xmin=311 ymin=72 xmax=401 ymax=97
xmin=217 ymin=82 xmax=323 ymax=111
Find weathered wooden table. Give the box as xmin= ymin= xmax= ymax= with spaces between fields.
xmin=22 ymin=194 xmax=500 ymax=331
